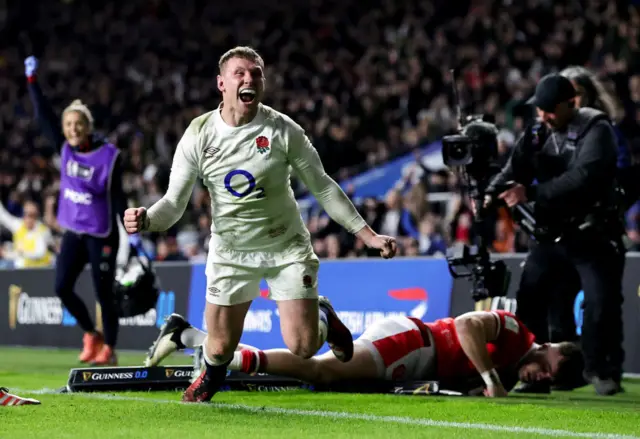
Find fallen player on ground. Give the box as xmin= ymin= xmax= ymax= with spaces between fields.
xmin=145 ymin=307 xmax=584 ymax=397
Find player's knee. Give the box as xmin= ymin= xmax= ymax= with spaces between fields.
xmin=286 ymin=339 xmax=317 ymax=359
xmin=282 ymin=326 xmax=319 ymax=359
xmin=205 ymin=336 xmax=236 ymax=360
xmin=291 ymin=345 xmax=317 ymax=360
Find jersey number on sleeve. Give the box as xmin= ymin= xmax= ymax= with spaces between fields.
xmin=224 ymin=169 xmax=266 ymax=199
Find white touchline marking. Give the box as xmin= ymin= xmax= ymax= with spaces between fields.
xmin=15 ymin=388 xmax=640 ymax=439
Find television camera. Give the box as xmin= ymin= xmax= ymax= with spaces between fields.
xmin=440 ymin=69 xmax=535 ymax=302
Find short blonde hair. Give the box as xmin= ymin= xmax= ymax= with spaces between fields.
xmin=62 ymin=99 xmax=94 ymax=131
xmin=218 ymin=46 xmax=265 ymax=73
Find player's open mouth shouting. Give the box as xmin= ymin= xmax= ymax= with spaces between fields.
xmin=238 ymin=88 xmax=257 ymax=105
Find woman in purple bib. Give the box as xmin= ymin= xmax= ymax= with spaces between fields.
xmin=25 ymin=56 xmax=127 ymax=366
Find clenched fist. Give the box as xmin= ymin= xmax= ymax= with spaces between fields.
xmin=124 ymin=207 xmax=149 ymax=234
xmin=366 ymin=234 xmax=398 ymax=259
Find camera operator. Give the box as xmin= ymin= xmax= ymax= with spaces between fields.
xmin=487 ymin=73 xmax=625 ymax=396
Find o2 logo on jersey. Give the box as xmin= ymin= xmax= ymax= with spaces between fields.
xmin=224 ymin=169 xmax=266 ymax=199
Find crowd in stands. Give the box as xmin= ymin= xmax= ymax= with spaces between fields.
xmin=1 ymin=0 xmax=640 ymax=267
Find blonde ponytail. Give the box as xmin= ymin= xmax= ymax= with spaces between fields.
xmin=62 ymin=99 xmax=95 ymax=131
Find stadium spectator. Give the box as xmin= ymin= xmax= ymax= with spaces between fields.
xmin=0 ymin=197 xmax=54 ymax=268
xmin=416 ymin=215 xmax=447 ymax=257
xmin=155 ymin=236 xmax=188 ymax=262
xmin=1 ymin=0 xmax=639 ymax=260
xmin=492 ymin=207 xmax=516 ymax=254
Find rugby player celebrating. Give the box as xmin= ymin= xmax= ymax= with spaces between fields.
xmin=125 ymin=46 xmax=397 ymax=402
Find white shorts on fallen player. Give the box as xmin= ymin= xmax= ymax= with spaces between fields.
xmin=355 ymin=316 xmax=436 ymax=381
xmin=205 ymin=243 xmax=320 ymax=306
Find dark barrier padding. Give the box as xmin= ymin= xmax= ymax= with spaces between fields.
xmin=2 ymin=255 xmax=639 ymax=374
xmin=65 ymin=365 xmax=457 ymax=396
xmin=450 ymin=253 xmax=640 ymax=375
xmin=0 ymin=262 xmax=192 ymax=350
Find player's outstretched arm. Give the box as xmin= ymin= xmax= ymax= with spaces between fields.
xmin=124 ymin=122 xmax=200 ymax=234
xmin=454 ymin=311 xmax=508 ymax=397
xmin=287 ymin=128 xmax=397 ymax=258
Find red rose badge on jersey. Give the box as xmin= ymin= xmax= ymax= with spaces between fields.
xmin=256 ymin=136 xmax=270 ymax=154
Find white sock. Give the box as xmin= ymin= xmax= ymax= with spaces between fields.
xmin=180 ymin=327 xmax=206 ymax=348
xmin=228 ymin=351 xmax=243 ymax=371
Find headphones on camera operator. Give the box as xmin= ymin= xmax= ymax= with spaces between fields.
xmin=113 ymin=237 xmax=160 ymax=318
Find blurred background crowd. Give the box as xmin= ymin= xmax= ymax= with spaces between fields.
xmin=1 ymin=0 xmax=640 ymax=267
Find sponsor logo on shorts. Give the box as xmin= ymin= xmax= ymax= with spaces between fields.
xmin=207 ymin=286 xmax=220 ymax=297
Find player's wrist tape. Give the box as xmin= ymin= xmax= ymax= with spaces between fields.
xmin=481 ymin=369 xmax=501 ymax=388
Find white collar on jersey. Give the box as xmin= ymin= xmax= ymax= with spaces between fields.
xmin=214 ymin=102 xmax=265 ymax=132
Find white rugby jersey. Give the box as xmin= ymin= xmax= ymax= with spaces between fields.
xmin=146 ymin=104 xmax=366 ymax=256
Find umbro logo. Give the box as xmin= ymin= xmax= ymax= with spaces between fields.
xmin=204 ymin=146 xmax=220 ymax=157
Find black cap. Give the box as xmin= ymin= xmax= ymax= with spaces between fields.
xmin=526 ymin=73 xmax=576 ymax=112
